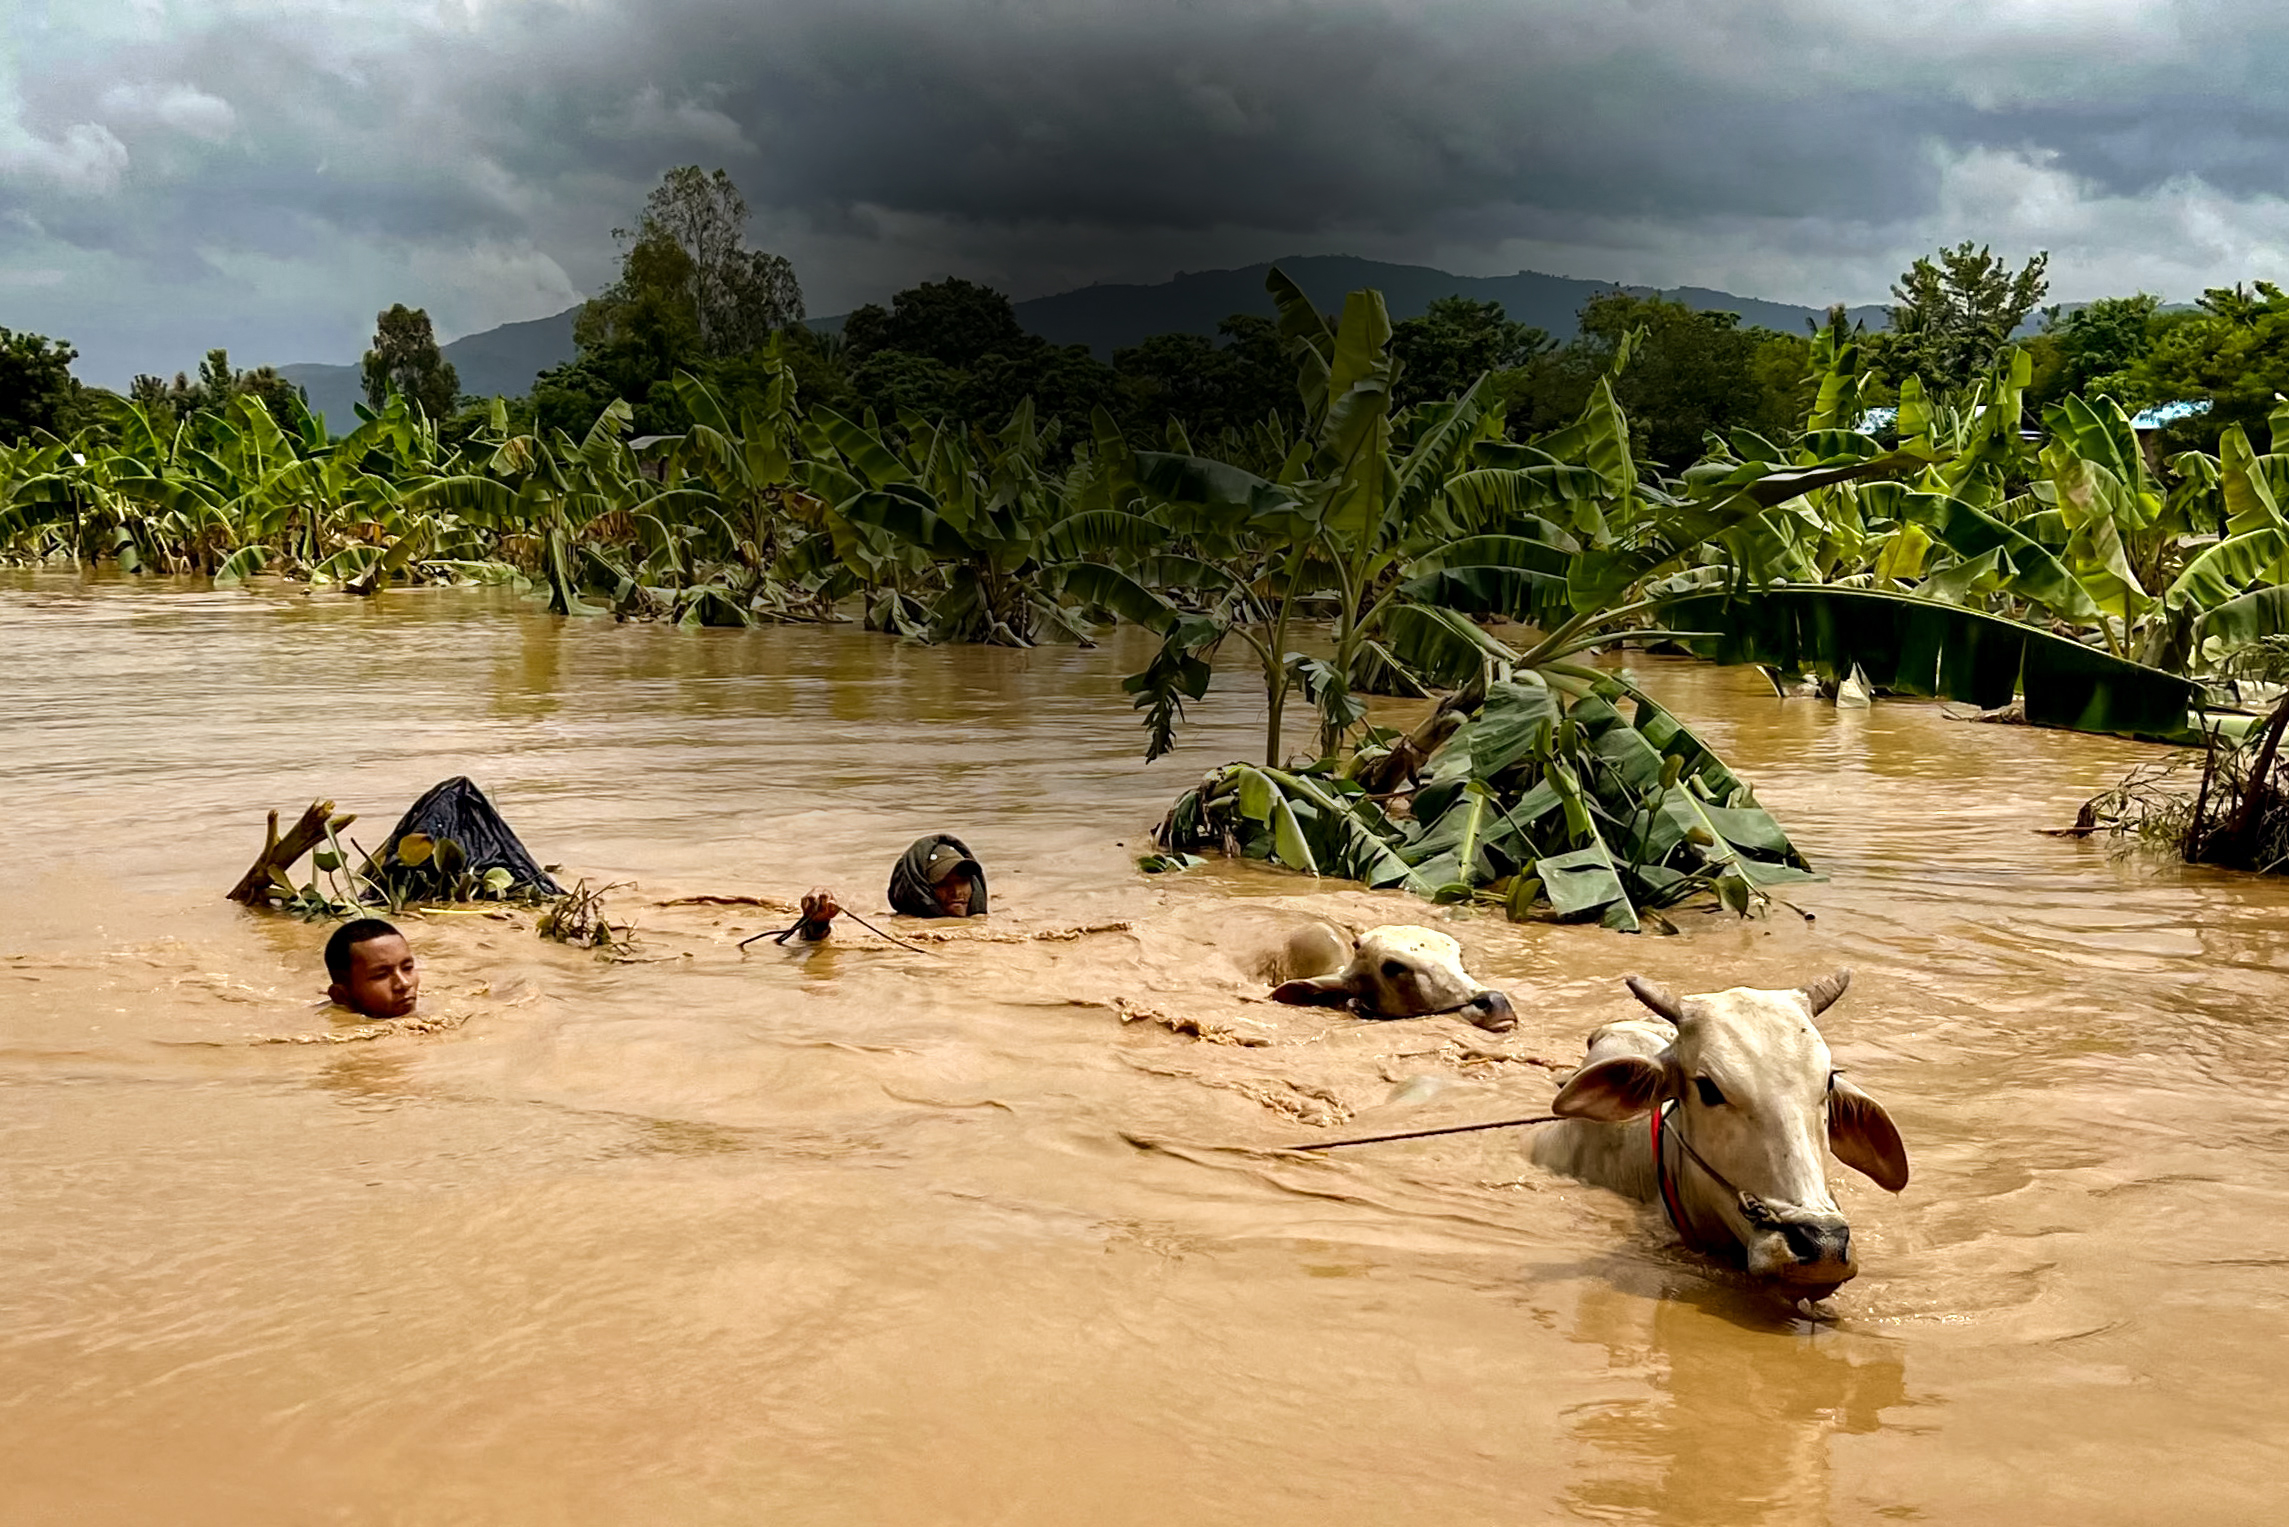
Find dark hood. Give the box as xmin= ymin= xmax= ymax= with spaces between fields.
xmin=888 ymin=832 xmax=988 ymax=918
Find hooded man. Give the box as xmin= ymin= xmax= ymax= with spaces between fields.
xmin=888 ymin=834 xmax=988 ymax=918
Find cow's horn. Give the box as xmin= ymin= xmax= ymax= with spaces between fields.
xmin=1624 ymin=975 xmax=1686 ymax=1023
xmin=1800 ymin=968 xmax=1852 ymax=1015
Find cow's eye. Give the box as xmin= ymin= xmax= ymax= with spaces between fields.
xmin=1694 ymin=1076 xmax=1727 ymax=1108
xmin=1380 ymin=960 xmax=1410 ymax=981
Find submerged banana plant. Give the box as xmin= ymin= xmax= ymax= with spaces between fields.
xmin=1157 ymin=668 xmax=1819 ymax=932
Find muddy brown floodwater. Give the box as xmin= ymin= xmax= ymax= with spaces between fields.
xmin=4 ymin=573 xmax=2288 ymax=1525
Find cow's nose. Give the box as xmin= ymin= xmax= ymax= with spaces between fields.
xmin=1780 ymin=1220 xmax=1852 ymax=1268
xmin=1462 ymin=990 xmax=1516 ymax=1033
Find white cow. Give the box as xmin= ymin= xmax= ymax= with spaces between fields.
xmin=1269 ymin=924 xmax=1517 ymax=1033
xmin=1531 ymin=970 xmax=1908 ymax=1298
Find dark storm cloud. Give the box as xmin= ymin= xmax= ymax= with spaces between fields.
xmin=11 ymin=0 xmax=2289 ymax=385
xmin=1972 ymin=96 xmax=2289 ymax=203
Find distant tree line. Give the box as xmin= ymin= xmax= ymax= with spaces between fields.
xmin=131 ymin=349 xmax=307 ymax=433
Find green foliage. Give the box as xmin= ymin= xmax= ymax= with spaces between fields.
xmin=967 ymin=343 xmax=1121 ymax=437
xmin=605 ymin=166 xmax=803 ymax=359
xmin=1503 ymin=291 xmax=1809 ymax=468
xmin=1157 ymin=673 xmax=1819 ymax=931
xmin=2109 ymin=283 xmax=2289 ymax=450
xmin=2028 ymin=294 xmax=2163 ymax=410
xmin=34 ymin=255 xmax=2289 ymax=922
xmin=838 ymin=278 xmax=1129 ymax=449
xmin=266 ymin=820 xmax=550 ymax=921
xmin=1124 ymin=271 xmax=1509 ymax=764
xmin=1869 ymin=241 xmax=2050 ymax=398
xmin=552 ymin=166 xmax=807 ymax=437
xmin=129 ymin=348 xmax=308 ymax=439
xmin=1390 ymin=296 xmax=1550 ymax=410
xmin=1664 ymin=585 xmax=2198 ymax=740
xmin=0 ymin=328 xmax=85 ymax=443
xmin=1111 ymin=314 xmax=1294 ymax=443
xmin=361 ymin=306 xmax=459 ymax=421
xmin=849 ymin=349 xmax=968 ymax=421
xmin=528 ymin=357 xmax=631 ymax=439
xmin=843 ymin=277 xmax=1025 ymax=368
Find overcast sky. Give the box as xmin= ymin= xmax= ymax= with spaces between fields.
xmin=10 ymin=0 xmax=2289 ymax=387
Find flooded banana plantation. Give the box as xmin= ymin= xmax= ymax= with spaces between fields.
xmin=7 ymin=283 xmax=2289 ymax=1521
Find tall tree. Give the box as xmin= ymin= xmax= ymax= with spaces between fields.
xmin=1873 ymin=241 xmax=2050 ymax=397
xmin=0 ymin=328 xmax=83 ymax=443
xmin=836 ymin=276 xmax=1121 ymax=447
xmin=361 ymin=305 xmax=460 ymax=419
xmin=568 ymin=229 xmax=704 ymax=425
xmin=609 ymin=166 xmax=803 ymax=358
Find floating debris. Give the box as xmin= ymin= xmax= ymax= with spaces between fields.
xmin=537 ymin=879 xmax=635 ymax=951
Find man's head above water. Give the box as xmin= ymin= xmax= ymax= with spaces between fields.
xmin=925 ymin=844 xmax=980 ymax=917
xmin=325 ymin=917 xmax=420 ymax=1019
xmin=889 ymin=834 xmax=989 ymax=919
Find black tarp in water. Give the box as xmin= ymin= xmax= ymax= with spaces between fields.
xmin=887 ymin=833 xmax=987 ymax=917
xmin=365 ymin=777 xmax=562 ymax=900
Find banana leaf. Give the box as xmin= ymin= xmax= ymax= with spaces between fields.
xmin=1443 ymin=464 xmax=1606 ymax=535
xmin=1059 ymin=561 xmax=1180 ymax=633
xmin=1469 ymin=677 xmax=1562 ymax=777
xmin=1567 ymin=453 xmax=1929 ymax=613
xmin=213 ymin=544 xmax=270 ymax=585
xmin=1660 ymin=586 xmax=2198 ymax=740
xmin=812 ymin=408 xmax=914 ymax=488
xmin=1378 ymin=602 xmax=1520 ymax=688
xmin=1133 ymin=450 xmax=1297 ymax=521
xmin=838 ymin=488 xmax=973 ymax=558
xmin=2168 ymin=527 xmax=2289 ymax=616
xmin=1533 ymin=843 xmax=1640 ymax=932
xmin=1401 ymin=780 xmax=1504 ymax=888
xmin=2196 ymin=585 xmax=2289 ymax=651
xmin=1533 ymin=378 xmax=1635 ymax=503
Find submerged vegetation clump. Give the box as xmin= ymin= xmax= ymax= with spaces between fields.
xmin=536 ymin=879 xmax=635 ymax=950
xmin=1157 ymin=674 xmax=1817 ymax=932
xmin=229 ymin=780 xmax=565 ymax=921
xmin=2072 ymin=726 xmax=2289 ymax=874
xmin=2073 ymin=641 xmax=2289 ymax=873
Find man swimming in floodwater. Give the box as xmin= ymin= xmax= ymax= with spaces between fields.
xmin=325 ymin=917 xmax=420 ymax=1019
xmin=888 ymin=834 xmax=988 ymax=918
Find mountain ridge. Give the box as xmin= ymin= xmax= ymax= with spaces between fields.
xmin=996 ymin=255 xmax=1889 ymax=356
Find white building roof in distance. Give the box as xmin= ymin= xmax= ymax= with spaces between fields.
xmin=2130 ymin=399 xmax=2210 ymax=430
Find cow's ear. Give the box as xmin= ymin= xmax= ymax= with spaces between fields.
xmin=1552 ymin=1054 xmax=1669 ymax=1122
xmin=1270 ymin=973 xmax=1357 ymax=1007
xmin=1829 ymin=1077 xmax=1909 ymax=1192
